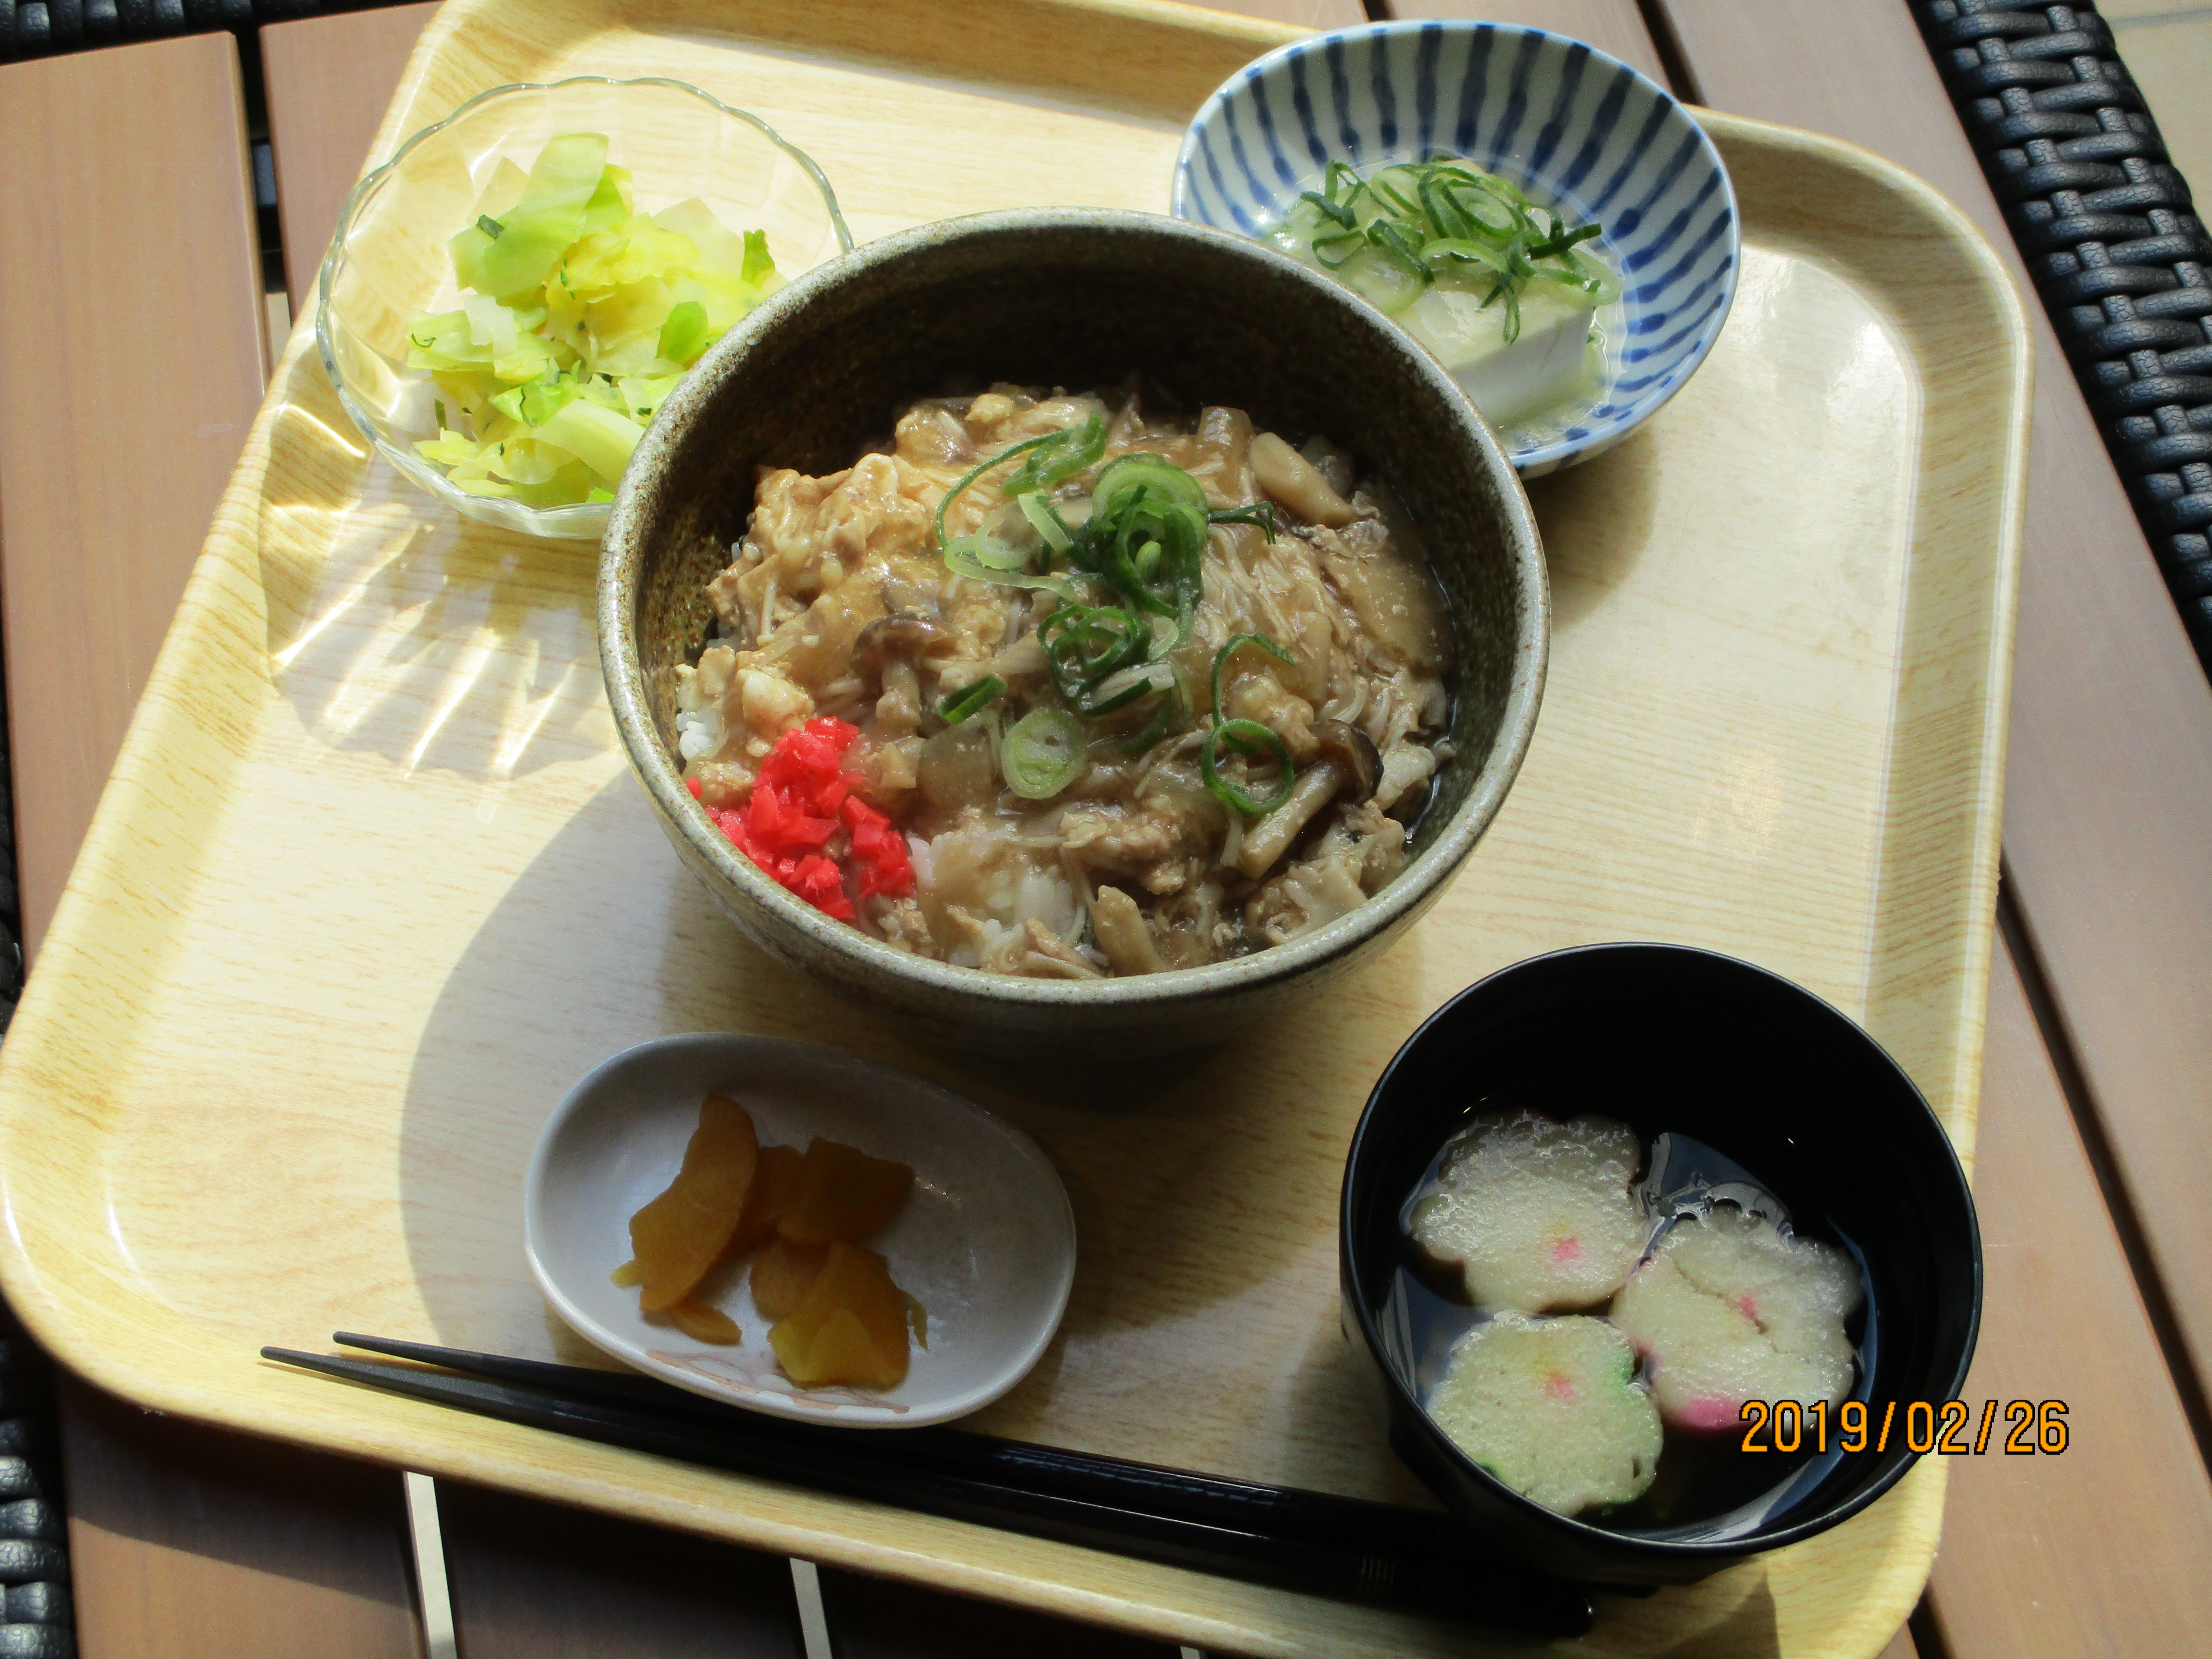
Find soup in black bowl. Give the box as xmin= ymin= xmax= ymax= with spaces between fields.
xmin=1340 ymin=943 xmax=1981 ymax=1584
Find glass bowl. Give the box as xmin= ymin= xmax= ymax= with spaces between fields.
xmin=316 ymin=77 xmax=853 ymax=542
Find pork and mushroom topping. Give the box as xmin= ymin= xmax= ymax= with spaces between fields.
xmin=675 ymin=384 xmax=1455 ymax=975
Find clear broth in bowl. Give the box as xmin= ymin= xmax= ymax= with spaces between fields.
xmin=1386 ymin=1124 xmax=1875 ymax=1539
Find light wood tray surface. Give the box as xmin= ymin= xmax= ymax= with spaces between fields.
xmin=0 ymin=2 xmax=2027 ymax=1655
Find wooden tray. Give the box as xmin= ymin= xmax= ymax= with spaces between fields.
xmin=0 ymin=1 xmax=2027 ymax=1654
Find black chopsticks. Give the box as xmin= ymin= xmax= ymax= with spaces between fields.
xmin=262 ymin=1334 xmax=1594 ymax=1636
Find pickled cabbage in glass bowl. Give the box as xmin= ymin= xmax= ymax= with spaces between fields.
xmin=407 ymin=132 xmax=785 ymax=509
xmin=317 ymin=76 xmax=851 ymax=541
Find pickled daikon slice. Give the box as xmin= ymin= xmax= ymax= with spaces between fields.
xmin=626 ymin=1094 xmax=759 ymax=1313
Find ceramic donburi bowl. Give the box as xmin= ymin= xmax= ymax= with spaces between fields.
xmin=601 ymin=208 xmax=1547 ymax=1056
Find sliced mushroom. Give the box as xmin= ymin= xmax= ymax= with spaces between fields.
xmin=1016 ymin=918 xmax=1105 ymax=980
xmin=1234 ymin=760 xmax=1344 ymax=878
xmin=853 ymin=611 xmax=954 ymax=682
xmin=1249 ymin=431 xmax=1357 ymax=528
xmin=1312 ymin=720 xmax=1382 ymax=803
xmin=1090 ymin=885 xmax=1166 ymax=975
xmin=1231 ymin=722 xmax=1382 ymax=878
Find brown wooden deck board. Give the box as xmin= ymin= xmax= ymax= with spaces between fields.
xmin=819 ymin=1566 xmax=1181 ymax=1659
xmin=260 ymin=2 xmax=443 ymax=311
xmin=60 ymin=1377 xmax=422 ymax=1659
xmin=1376 ymin=0 xmax=1666 ymax=82
xmin=1213 ymin=0 xmax=1368 ymax=26
xmin=0 ymin=31 xmax=270 ymax=962
xmin=1922 ymin=934 xmax=2212 ymax=1654
xmin=0 ymin=27 xmax=428 ymax=1659
xmin=435 ymin=1481 xmax=805 ymax=1659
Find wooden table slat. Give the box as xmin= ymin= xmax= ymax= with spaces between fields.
xmin=1377 ymin=0 xmax=1666 ymax=83
xmin=1923 ymin=934 xmax=2212 ymax=1656
xmin=0 ymin=31 xmax=271 ymax=961
xmin=1646 ymin=0 xmax=2212 ymax=1426
xmin=1205 ymin=0 xmax=1367 ymax=27
xmin=437 ymin=1480 xmax=805 ymax=1659
xmin=60 ymin=1378 xmax=422 ymax=1659
xmin=819 ymin=1566 xmax=1182 ymax=1659
xmin=261 ymin=3 xmax=444 ymax=310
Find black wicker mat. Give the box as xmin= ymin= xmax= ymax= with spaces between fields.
xmin=1916 ymin=1 xmax=2212 ymax=673
xmin=0 ymin=1 xmax=383 ymax=59
xmin=0 ymin=1316 xmax=68 ymax=1659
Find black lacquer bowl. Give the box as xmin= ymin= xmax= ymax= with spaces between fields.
xmin=1341 ymin=943 xmax=1982 ymax=1584
xmin=601 ymin=208 xmax=1547 ymax=1056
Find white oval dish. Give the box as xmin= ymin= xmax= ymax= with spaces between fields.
xmin=524 ymin=1033 xmax=1076 ymax=1428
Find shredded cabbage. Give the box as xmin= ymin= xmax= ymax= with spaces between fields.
xmin=406 ymin=133 xmax=783 ymax=507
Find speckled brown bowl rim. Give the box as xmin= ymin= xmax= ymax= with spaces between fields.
xmin=600 ymin=208 xmax=1547 ymax=1014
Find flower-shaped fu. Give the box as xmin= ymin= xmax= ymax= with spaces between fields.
xmin=1410 ymin=1110 xmax=1647 ymax=1313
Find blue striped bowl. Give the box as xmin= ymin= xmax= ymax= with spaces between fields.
xmin=1173 ymin=22 xmax=1738 ymax=477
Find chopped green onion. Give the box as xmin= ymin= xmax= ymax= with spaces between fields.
xmin=1202 ymin=719 xmax=1295 ymax=816
xmin=1199 ymin=635 xmax=1297 ymax=814
xmin=1570 ymin=246 xmax=1623 ymax=305
xmin=1001 ymin=412 xmax=1105 ymax=497
xmin=938 ymin=675 xmax=1005 ymax=726
xmin=943 ymin=532 xmax=1075 ymax=598
xmin=1121 ymin=661 xmax=1191 ymax=754
xmin=1206 ymin=501 xmax=1279 ymax=540
xmin=1079 ymin=660 xmax=1179 ymax=717
xmin=931 ymin=438 xmax=1296 ymax=772
xmin=951 ymin=533 xmax=1030 ymax=572
xmin=477 ymin=214 xmax=506 ymax=240
xmin=936 ymin=425 xmax=1096 ymax=558
xmin=1002 ymin=705 xmax=1089 ymax=799
xmin=1040 ymin=603 xmax=1151 ymax=711
xmin=1300 ymin=189 xmax=1356 ymax=230
xmin=1100 ymin=484 xmax=1200 ymax=620
xmin=1494 ymin=277 xmax=1525 ymax=344
xmin=1423 ymin=237 xmax=1511 ymax=276
xmin=1089 ymin=462 xmax=1210 ymax=649
xmin=1210 ymin=631 xmax=1295 ymax=723
xmin=1369 ymin=219 xmax=1428 ymax=267
xmin=1312 ymin=232 xmax=1365 ymax=270
xmin=1527 ymin=222 xmax=1603 ymax=261
xmin=1093 ymin=453 xmax=1207 ymax=524
xmin=1017 ymin=490 xmax=1073 ymax=552
xmin=1270 ymin=155 xmax=1610 ymax=337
